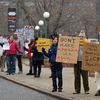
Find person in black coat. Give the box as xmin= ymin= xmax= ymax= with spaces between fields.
xmin=31 ymin=43 xmax=44 ymax=78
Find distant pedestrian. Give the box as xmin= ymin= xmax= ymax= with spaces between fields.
xmin=14 ymin=35 xmax=23 ymax=74
xmin=31 ymin=38 xmax=44 ymax=78
xmin=24 ymin=39 xmax=35 ymax=75
xmin=16 ymin=42 xmax=23 ymax=74
xmin=42 ymin=36 xmax=63 ymax=92
xmin=4 ymin=36 xmax=10 ymax=73
xmin=6 ymin=35 xmax=21 ymax=75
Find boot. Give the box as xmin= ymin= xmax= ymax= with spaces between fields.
xmin=95 ymin=90 xmax=100 ymax=96
xmin=26 ymin=70 xmax=32 ymax=75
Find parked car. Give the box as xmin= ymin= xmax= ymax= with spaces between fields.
xmin=88 ymin=38 xmax=99 ymax=44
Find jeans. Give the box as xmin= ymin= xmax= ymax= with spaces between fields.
xmin=16 ymin=55 xmax=23 ymax=72
xmin=7 ymin=54 xmax=16 ymax=74
xmin=51 ymin=62 xmax=63 ymax=90
xmin=5 ymin=55 xmax=9 ymax=72
xmin=50 ymin=64 xmax=53 ymax=77
xmin=29 ymin=59 xmax=33 ymax=73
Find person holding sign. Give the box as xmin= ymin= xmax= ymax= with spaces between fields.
xmin=73 ymin=30 xmax=90 ymax=94
xmin=42 ymin=36 xmax=63 ymax=92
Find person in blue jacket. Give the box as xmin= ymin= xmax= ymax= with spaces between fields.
xmin=42 ymin=36 xmax=63 ymax=92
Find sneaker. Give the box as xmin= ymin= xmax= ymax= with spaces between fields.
xmin=1 ymin=70 xmax=4 ymax=72
xmin=52 ymin=89 xmax=57 ymax=92
xmin=58 ymin=89 xmax=62 ymax=92
xmin=26 ymin=73 xmax=33 ymax=75
xmin=11 ymin=73 xmax=15 ymax=75
xmin=18 ymin=71 xmax=23 ymax=74
xmin=85 ymin=91 xmax=90 ymax=94
xmin=32 ymin=73 xmax=34 ymax=75
xmin=95 ymin=90 xmax=100 ymax=96
xmin=34 ymin=75 xmax=37 ymax=78
xmin=5 ymin=71 xmax=8 ymax=73
xmin=73 ymin=92 xmax=80 ymax=94
xmin=49 ymin=76 xmax=52 ymax=78
xmin=37 ymin=75 xmax=40 ymax=78
xmin=6 ymin=73 xmax=11 ymax=75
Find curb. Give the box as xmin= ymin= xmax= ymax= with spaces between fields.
xmin=0 ymin=75 xmax=72 ymax=100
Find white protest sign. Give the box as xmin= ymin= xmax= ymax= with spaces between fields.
xmin=0 ymin=45 xmax=3 ymax=56
xmin=0 ymin=36 xmax=3 ymax=43
xmin=3 ymin=43 xmax=10 ymax=50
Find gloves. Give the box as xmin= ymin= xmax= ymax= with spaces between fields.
xmin=19 ymin=51 xmax=23 ymax=55
xmin=42 ymin=48 xmax=45 ymax=52
xmin=23 ymin=46 xmax=25 ymax=49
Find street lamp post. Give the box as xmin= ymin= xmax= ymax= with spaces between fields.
xmin=38 ymin=20 xmax=44 ymax=38
xmin=43 ymin=12 xmax=50 ymax=38
xmin=35 ymin=25 xmax=40 ymax=37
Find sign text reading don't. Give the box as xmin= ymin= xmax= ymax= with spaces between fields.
xmin=56 ymin=36 xmax=80 ymax=64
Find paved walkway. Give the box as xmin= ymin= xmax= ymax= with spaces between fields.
xmin=0 ymin=59 xmax=100 ymax=100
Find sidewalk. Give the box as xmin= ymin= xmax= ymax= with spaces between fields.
xmin=0 ymin=59 xmax=100 ymax=100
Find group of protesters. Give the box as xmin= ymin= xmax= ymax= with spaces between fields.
xmin=0 ymin=31 xmax=100 ymax=96
xmin=0 ymin=35 xmax=23 ymax=75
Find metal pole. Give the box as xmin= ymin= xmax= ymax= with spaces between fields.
xmin=44 ymin=19 xmax=48 ymax=38
xmin=40 ymin=26 xmax=43 ymax=38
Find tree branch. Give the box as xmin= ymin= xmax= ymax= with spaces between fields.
xmin=52 ymin=0 xmax=65 ymax=33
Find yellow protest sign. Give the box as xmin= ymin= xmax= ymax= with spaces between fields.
xmin=82 ymin=43 xmax=100 ymax=72
xmin=56 ymin=36 xmax=80 ymax=64
xmin=36 ymin=38 xmax=51 ymax=52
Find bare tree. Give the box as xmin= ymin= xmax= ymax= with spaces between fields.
xmin=16 ymin=0 xmax=36 ymax=27
xmin=0 ymin=6 xmax=8 ymax=34
xmin=16 ymin=0 xmax=72 ymax=35
xmin=80 ymin=16 xmax=97 ymax=38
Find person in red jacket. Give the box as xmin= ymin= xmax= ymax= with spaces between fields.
xmin=24 ymin=39 xmax=36 ymax=75
xmin=6 ymin=35 xmax=21 ymax=75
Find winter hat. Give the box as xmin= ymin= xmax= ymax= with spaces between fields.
xmin=79 ymin=30 xmax=86 ymax=38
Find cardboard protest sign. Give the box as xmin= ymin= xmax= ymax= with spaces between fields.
xmin=0 ymin=36 xmax=3 ymax=43
xmin=82 ymin=43 xmax=100 ymax=72
xmin=56 ymin=36 xmax=80 ymax=64
xmin=36 ymin=38 xmax=51 ymax=52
